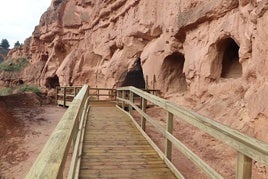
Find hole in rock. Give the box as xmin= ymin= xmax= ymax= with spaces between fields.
xmin=117 ymin=58 xmax=145 ymax=89
xmin=219 ymin=38 xmax=242 ymax=78
xmin=160 ymin=52 xmax=187 ymax=92
xmin=45 ymin=75 xmax=60 ymax=89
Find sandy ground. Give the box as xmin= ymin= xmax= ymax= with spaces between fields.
xmin=0 ymin=93 xmax=66 ymax=178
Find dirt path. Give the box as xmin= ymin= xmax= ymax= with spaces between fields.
xmin=0 ymin=93 xmax=66 ymax=178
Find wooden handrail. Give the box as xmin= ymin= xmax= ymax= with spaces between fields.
xmin=26 ymin=85 xmax=89 ymax=179
xmin=87 ymin=87 xmax=158 ymax=101
xmin=56 ymin=86 xmax=83 ymax=107
xmin=88 ymin=88 xmax=117 ymax=101
xmin=116 ymin=86 xmax=268 ymax=179
xmin=56 ymin=86 xmax=160 ymax=106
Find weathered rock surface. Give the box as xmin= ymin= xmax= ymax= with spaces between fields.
xmin=3 ymin=0 xmax=268 ymax=177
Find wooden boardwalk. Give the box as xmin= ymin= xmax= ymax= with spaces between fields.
xmin=79 ymin=103 xmax=176 ymax=178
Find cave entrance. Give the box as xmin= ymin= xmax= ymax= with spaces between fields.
xmin=219 ymin=38 xmax=242 ymax=78
xmin=45 ymin=75 xmax=60 ymax=89
xmin=117 ymin=58 xmax=145 ymax=89
xmin=161 ymin=52 xmax=187 ymax=92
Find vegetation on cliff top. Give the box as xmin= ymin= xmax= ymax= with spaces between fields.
xmin=0 ymin=58 xmax=29 ymax=72
xmin=0 ymin=47 xmax=9 ymax=63
xmin=0 ymin=84 xmax=40 ymax=96
xmin=0 ymin=39 xmax=10 ymax=50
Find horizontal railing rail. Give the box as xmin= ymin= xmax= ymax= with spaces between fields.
xmin=26 ymin=85 xmax=89 ymax=179
xmin=88 ymin=87 xmax=117 ymax=101
xmin=56 ymin=86 xmax=82 ymax=107
xmin=116 ymin=86 xmax=268 ymax=179
xmin=88 ymin=87 xmax=159 ymax=102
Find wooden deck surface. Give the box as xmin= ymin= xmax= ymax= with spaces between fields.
xmin=79 ymin=104 xmax=176 ymax=178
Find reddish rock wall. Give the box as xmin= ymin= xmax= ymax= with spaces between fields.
xmin=5 ymin=0 xmax=268 ymax=142
xmin=3 ymin=0 xmax=268 ymax=177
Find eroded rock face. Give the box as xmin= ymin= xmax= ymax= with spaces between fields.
xmin=4 ymin=0 xmax=268 ymax=143
xmin=2 ymin=0 xmax=268 ymax=177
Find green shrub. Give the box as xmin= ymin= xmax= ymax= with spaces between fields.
xmin=19 ymin=85 xmax=40 ymax=94
xmin=0 ymin=58 xmax=29 ymax=72
xmin=0 ymin=87 xmax=12 ymax=96
xmin=0 ymin=85 xmax=40 ymax=96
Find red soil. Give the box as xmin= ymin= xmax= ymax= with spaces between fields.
xmin=0 ymin=93 xmax=66 ymax=178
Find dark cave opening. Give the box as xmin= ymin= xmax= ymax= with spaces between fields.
xmin=45 ymin=75 xmax=60 ymax=89
xmin=219 ymin=38 xmax=242 ymax=78
xmin=161 ymin=52 xmax=187 ymax=92
xmin=117 ymin=58 xmax=145 ymax=89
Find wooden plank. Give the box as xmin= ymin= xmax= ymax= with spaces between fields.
xmin=79 ymin=106 xmax=176 ymax=178
xmin=141 ymin=98 xmax=147 ymax=130
xmin=129 ymin=91 xmax=133 ymax=114
xmin=57 ymin=100 xmax=72 ymax=107
xmin=80 ymin=163 xmax=168 ymax=169
xmin=79 ymin=168 xmax=176 ymax=178
xmin=63 ymin=87 xmax=66 ymax=107
xmin=236 ymin=152 xmax=252 ymax=179
xmin=117 ymin=106 xmax=185 ymax=179
xmin=67 ymin=97 xmax=90 ymax=179
xmin=165 ymin=112 xmax=173 ymax=160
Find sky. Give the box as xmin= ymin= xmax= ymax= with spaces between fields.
xmin=0 ymin=0 xmax=51 ymax=48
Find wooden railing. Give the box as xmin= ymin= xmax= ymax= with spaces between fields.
xmin=116 ymin=86 xmax=268 ymax=179
xmin=56 ymin=86 xmax=82 ymax=107
xmin=87 ymin=88 xmax=159 ymax=101
xmin=26 ymin=85 xmax=90 ymax=179
xmin=56 ymin=86 xmax=159 ymax=106
xmin=88 ymin=87 xmax=117 ymax=101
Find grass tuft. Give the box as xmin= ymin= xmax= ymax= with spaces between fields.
xmin=0 ymin=87 xmax=12 ymax=96
xmin=0 ymin=58 xmax=29 ymax=72
xmin=19 ymin=85 xmax=40 ymax=94
xmin=0 ymin=84 xmax=40 ymax=96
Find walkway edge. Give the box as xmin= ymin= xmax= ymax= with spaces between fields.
xmin=116 ymin=105 xmax=184 ymax=179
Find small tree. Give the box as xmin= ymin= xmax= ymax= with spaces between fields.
xmin=0 ymin=39 xmax=10 ymax=49
xmin=14 ymin=41 xmax=21 ymax=48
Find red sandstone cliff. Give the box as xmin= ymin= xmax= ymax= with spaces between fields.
xmin=5 ymin=0 xmax=268 ymax=137
xmin=4 ymin=0 xmax=268 ymax=132
xmin=3 ymin=0 xmax=268 ymax=177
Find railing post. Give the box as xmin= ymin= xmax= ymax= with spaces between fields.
xmin=146 ymin=75 xmax=149 ymax=90
xmin=153 ymin=74 xmax=156 ymax=91
xmin=97 ymin=89 xmax=100 ymax=100
xmin=113 ymin=89 xmax=116 ymax=101
xmin=122 ymin=91 xmax=126 ymax=110
xmin=165 ymin=112 xmax=173 ymax=160
xmin=141 ymin=98 xmax=147 ymax=131
xmin=74 ymin=87 xmax=77 ymax=96
xmin=129 ymin=91 xmax=133 ymax=114
xmin=116 ymin=90 xmax=119 ymax=105
xmin=63 ymin=87 xmax=66 ymax=107
xmin=56 ymin=86 xmax=59 ymax=103
xmin=236 ymin=152 xmax=252 ymax=179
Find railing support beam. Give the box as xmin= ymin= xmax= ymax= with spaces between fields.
xmin=141 ymin=98 xmax=147 ymax=131
xmin=122 ymin=91 xmax=126 ymax=110
xmin=165 ymin=112 xmax=173 ymax=160
xmin=129 ymin=91 xmax=133 ymax=114
xmin=63 ymin=87 xmax=66 ymax=107
xmin=236 ymin=152 xmax=252 ymax=179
